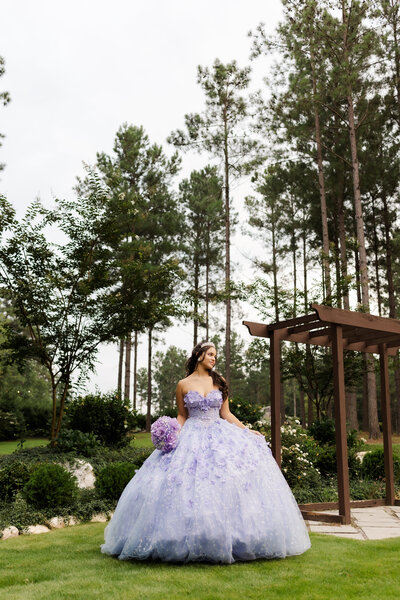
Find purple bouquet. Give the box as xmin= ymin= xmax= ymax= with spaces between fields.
xmin=151 ymin=416 xmax=181 ymax=453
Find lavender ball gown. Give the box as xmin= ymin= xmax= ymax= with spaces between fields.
xmin=101 ymin=390 xmax=311 ymax=563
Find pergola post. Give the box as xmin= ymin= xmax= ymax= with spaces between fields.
xmin=331 ymin=325 xmax=351 ymax=524
xmin=270 ymin=330 xmax=281 ymax=467
xmin=379 ymin=344 xmax=395 ymax=505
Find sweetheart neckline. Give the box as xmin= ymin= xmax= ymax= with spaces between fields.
xmin=184 ymin=389 xmax=221 ymax=400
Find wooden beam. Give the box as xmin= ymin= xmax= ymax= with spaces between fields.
xmin=312 ymin=303 xmax=400 ymax=335
xmin=287 ymin=320 xmax=330 ymax=334
xmin=242 ymin=321 xmax=269 ymax=338
xmin=331 ymin=325 xmax=351 ymax=524
xmin=345 ymin=331 xmax=400 ymax=345
xmin=379 ymin=344 xmax=395 ymax=505
xmin=268 ymin=312 xmax=318 ymax=330
xmin=308 ymin=327 xmax=332 ymax=339
xmin=270 ymin=329 xmax=282 ymax=468
xmin=300 ymin=511 xmax=346 ymax=524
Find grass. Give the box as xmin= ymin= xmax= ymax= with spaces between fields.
xmin=0 ymin=439 xmax=48 ymax=456
xmin=130 ymin=432 xmax=153 ymax=449
xmin=1 ymin=524 xmax=400 ymax=599
xmin=0 ymin=433 xmax=153 ymax=456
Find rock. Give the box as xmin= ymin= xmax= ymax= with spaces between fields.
xmin=1 ymin=526 xmax=19 ymax=540
xmin=66 ymin=516 xmax=78 ymax=526
xmin=356 ymin=451 xmax=368 ymax=462
xmin=62 ymin=460 xmax=96 ymax=489
xmin=48 ymin=517 xmax=65 ymax=529
xmin=90 ymin=513 xmax=108 ymax=523
xmin=26 ymin=525 xmax=50 ymax=535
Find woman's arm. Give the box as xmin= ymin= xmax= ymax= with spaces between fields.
xmin=220 ymin=398 xmax=263 ymax=436
xmin=176 ymin=381 xmax=188 ymax=427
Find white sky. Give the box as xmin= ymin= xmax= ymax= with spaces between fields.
xmin=0 ymin=0 xmax=284 ymax=396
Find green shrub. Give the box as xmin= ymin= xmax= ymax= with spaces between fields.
xmin=362 ymin=447 xmax=400 ymax=482
xmin=229 ymin=397 xmax=264 ymax=426
xmin=126 ymin=410 xmax=148 ymax=431
xmin=308 ymin=419 xmax=336 ymax=446
xmin=66 ymin=392 xmax=130 ymax=447
xmin=54 ymin=428 xmax=101 ymax=456
xmin=0 ymin=409 xmax=26 ymax=441
xmin=0 ymin=461 xmax=34 ymax=502
xmin=95 ymin=462 xmax=136 ymax=501
xmin=23 ymin=464 xmax=78 ymax=508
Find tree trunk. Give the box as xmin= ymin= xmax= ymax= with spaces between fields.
xmin=310 ymin=44 xmax=331 ymax=302
xmin=299 ymin=388 xmax=306 ymax=428
xmin=146 ymin=329 xmax=153 ymax=433
xmin=124 ymin=333 xmax=132 ymax=404
xmin=205 ymin=222 xmax=210 ymax=340
xmin=307 ymin=394 xmax=313 ymax=427
xmin=346 ymin=59 xmax=379 ymax=438
xmin=193 ymin=257 xmax=200 ymax=347
xmin=133 ymin=331 xmax=138 ymax=411
xmin=371 ymin=196 xmax=382 ymax=316
xmin=117 ymin=338 xmax=124 ymax=395
xmin=223 ymin=109 xmax=231 ymax=386
xmin=337 ymin=178 xmax=349 ymax=310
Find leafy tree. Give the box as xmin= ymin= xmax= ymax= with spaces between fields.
xmin=169 ymin=59 xmax=262 ymax=385
xmin=153 ymin=345 xmax=187 ymax=414
xmin=0 ymin=176 xmax=128 ymax=442
xmin=92 ymin=124 xmax=185 ymax=427
xmin=179 ymin=166 xmax=225 ymax=344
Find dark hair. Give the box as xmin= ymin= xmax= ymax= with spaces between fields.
xmin=185 ymin=341 xmax=228 ymax=401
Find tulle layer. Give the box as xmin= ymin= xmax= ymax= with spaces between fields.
xmin=101 ymin=416 xmax=311 ymax=563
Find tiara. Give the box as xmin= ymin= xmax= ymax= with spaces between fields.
xmin=200 ymin=341 xmax=215 ymax=348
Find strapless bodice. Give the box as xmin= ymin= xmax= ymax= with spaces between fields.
xmin=184 ymin=389 xmax=223 ymax=421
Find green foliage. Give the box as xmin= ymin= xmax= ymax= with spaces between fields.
xmin=55 ymin=428 xmax=101 ymax=456
xmin=362 ymin=447 xmax=400 ymax=482
xmin=154 ymin=346 xmax=187 ymax=414
xmin=307 ymin=419 xmax=363 ymax=478
xmin=0 ymin=409 xmax=25 ymax=441
xmin=95 ymin=462 xmax=136 ymax=501
xmin=66 ymin=392 xmax=130 ymax=447
xmin=0 ymin=174 xmax=132 ymax=442
xmin=229 ymin=396 xmax=264 ymax=426
xmin=23 ymin=464 xmax=78 ymax=509
xmin=0 ymin=461 xmax=33 ymax=502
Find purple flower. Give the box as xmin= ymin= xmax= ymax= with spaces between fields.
xmin=151 ymin=416 xmax=181 ymax=453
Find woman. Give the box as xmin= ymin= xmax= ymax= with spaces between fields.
xmin=101 ymin=341 xmax=311 ymax=563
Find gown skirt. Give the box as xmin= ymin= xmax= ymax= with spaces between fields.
xmin=101 ymin=390 xmax=311 ymax=563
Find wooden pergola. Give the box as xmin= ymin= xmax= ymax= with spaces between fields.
xmin=243 ymin=303 xmax=400 ymax=525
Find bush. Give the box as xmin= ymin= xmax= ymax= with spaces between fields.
xmin=54 ymin=428 xmax=101 ymax=456
xmin=229 ymin=397 xmax=264 ymax=426
xmin=23 ymin=464 xmax=78 ymax=509
xmin=0 ymin=409 xmax=26 ymax=441
xmin=66 ymin=392 xmax=130 ymax=447
xmin=0 ymin=461 xmax=34 ymax=502
xmin=362 ymin=447 xmax=400 ymax=482
xmin=126 ymin=410 xmax=148 ymax=431
xmin=95 ymin=462 xmax=136 ymax=501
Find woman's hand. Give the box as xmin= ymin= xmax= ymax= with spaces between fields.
xmin=249 ymin=429 xmax=264 ymax=437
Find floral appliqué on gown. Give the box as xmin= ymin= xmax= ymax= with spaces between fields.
xmin=101 ymin=389 xmax=311 ymax=563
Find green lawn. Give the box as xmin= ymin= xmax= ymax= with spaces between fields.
xmin=0 ymin=438 xmax=48 ymax=455
xmin=0 ymin=524 xmax=399 ymax=599
xmin=0 ymin=433 xmax=153 ymax=456
xmin=130 ymin=432 xmax=153 ymax=449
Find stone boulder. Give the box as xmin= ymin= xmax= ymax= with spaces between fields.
xmin=26 ymin=525 xmax=50 ymax=535
xmin=62 ymin=459 xmax=96 ymax=489
xmin=1 ymin=526 xmax=19 ymax=540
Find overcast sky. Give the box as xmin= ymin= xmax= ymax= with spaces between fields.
xmin=1 ymin=1 xmax=283 ymax=397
